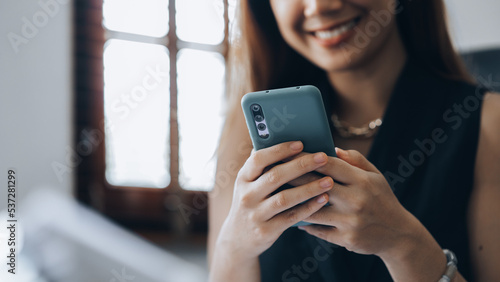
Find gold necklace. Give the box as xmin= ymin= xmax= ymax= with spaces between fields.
xmin=331 ymin=114 xmax=383 ymax=139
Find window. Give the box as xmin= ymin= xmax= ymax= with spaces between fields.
xmin=75 ymin=0 xmax=234 ymax=231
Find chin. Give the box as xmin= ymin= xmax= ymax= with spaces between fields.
xmin=307 ymin=47 xmax=371 ymax=73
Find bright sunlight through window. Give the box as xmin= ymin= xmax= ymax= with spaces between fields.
xmin=102 ymin=0 xmax=233 ymax=190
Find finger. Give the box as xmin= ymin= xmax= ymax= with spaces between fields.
xmin=283 ymin=152 xmax=325 ymax=187
xmin=314 ymin=156 xmax=364 ymax=184
xmin=302 ymin=205 xmax=346 ymax=226
xmin=324 ymin=181 xmax=351 ymax=207
xmin=270 ymin=193 xmax=330 ymax=231
xmin=335 ymin=148 xmax=379 ymax=173
xmin=255 ymin=152 xmax=329 ymax=196
xmin=287 ymin=171 xmax=324 ymax=187
xmin=298 ymin=225 xmax=342 ymax=245
xmin=239 ymin=141 xmax=304 ymax=181
xmin=260 ymin=176 xmax=334 ymax=220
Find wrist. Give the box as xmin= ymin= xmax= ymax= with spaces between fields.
xmin=215 ymin=230 xmax=255 ymax=263
xmin=210 ymin=245 xmax=260 ymax=282
xmin=378 ymin=210 xmax=425 ymax=263
xmin=378 ymin=212 xmax=448 ymax=281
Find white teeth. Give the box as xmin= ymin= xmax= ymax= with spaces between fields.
xmin=315 ymin=19 xmax=357 ymax=40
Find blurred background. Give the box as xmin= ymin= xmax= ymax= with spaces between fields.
xmin=0 ymin=0 xmax=499 ymax=281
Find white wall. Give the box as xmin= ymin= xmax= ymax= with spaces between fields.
xmin=445 ymin=0 xmax=500 ymax=52
xmin=0 ymin=0 xmax=73 ymax=211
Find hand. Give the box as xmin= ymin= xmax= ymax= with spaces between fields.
xmin=215 ymin=141 xmax=334 ymax=263
xmin=299 ymin=148 xmax=420 ymax=259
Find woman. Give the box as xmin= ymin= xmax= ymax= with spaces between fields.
xmin=209 ymin=0 xmax=500 ymax=281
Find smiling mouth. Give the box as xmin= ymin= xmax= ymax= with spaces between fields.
xmin=313 ymin=16 xmax=362 ymax=41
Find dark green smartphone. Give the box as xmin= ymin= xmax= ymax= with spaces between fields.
xmin=241 ymin=85 xmax=336 ymax=226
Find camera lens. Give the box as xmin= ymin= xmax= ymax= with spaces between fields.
xmin=257 ymin=123 xmax=266 ymax=131
xmin=251 ymin=104 xmax=260 ymax=112
xmin=254 ymin=115 xmax=263 ymax=122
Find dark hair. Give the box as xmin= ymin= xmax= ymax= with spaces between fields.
xmin=396 ymin=0 xmax=472 ymax=82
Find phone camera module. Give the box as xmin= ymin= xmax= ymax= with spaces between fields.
xmin=250 ymin=103 xmax=268 ymax=138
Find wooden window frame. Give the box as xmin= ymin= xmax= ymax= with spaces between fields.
xmin=74 ymin=0 xmax=229 ymax=233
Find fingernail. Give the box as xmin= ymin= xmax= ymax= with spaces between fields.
xmin=291 ymin=141 xmax=303 ymax=151
xmin=335 ymin=147 xmax=344 ymax=155
xmin=297 ymin=226 xmax=305 ymax=230
xmin=314 ymin=153 xmax=327 ymax=163
xmin=320 ymin=177 xmax=332 ymax=188
xmin=317 ymin=194 xmax=328 ymax=203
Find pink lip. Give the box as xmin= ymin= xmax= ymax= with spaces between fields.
xmin=307 ymin=16 xmax=359 ymax=33
xmin=313 ymin=28 xmax=356 ymax=48
xmin=310 ymin=17 xmax=360 ymax=48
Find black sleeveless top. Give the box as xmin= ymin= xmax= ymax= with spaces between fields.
xmin=260 ymin=60 xmax=486 ymax=281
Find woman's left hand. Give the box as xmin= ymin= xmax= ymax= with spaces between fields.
xmin=299 ymin=147 xmax=422 ymax=259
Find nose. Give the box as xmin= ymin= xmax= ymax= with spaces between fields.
xmin=304 ymin=0 xmax=344 ymax=17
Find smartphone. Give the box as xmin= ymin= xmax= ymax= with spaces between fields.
xmin=241 ymin=85 xmax=335 ymax=226
xmin=241 ymin=85 xmax=336 ymax=157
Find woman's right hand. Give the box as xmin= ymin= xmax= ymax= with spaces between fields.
xmin=214 ymin=141 xmax=334 ymax=263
